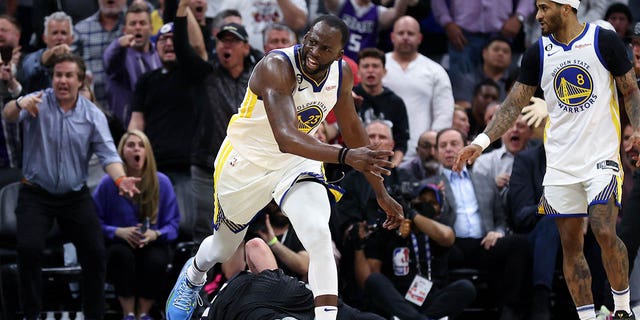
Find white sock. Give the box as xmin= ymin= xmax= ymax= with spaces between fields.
xmin=186 ymin=258 xmax=207 ymax=285
xmin=612 ymin=287 xmax=632 ymax=313
xmin=577 ymin=304 xmax=596 ymax=320
xmin=314 ymin=306 xmax=337 ymax=320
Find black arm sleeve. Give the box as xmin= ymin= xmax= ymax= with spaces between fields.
xmin=517 ymin=41 xmax=541 ymax=86
xmin=598 ymin=28 xmax=632 ymax=77
xmin=164 ymin=0 xmax=177 ymax=23
xmin=131 ymin=73 xmax=149 ymax=113
xmin=173 ymin=16 xmax=212 ymax=80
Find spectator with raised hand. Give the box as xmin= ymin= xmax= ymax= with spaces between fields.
xmin=2 ymin=53 xmax=140 ymax=320
xmin=165 ymin=0 xmax=257 ymax=246
xmin=93 ymin=129 xmax=180 ymax=320
xmin=0 ymin=15 xmax=22 ymax=189
xmin=0 ymin=14 xmax=23 ymax=100
xmin=18 ymin=11 xmax=74 ymax=94
xmin=104 ymin=1 xmax=161 ymax=127
xmin=129 ymin=18 xmax=209 ymax=239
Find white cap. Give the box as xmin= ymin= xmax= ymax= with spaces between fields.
xmin=551 ymin=0 xmax=580 ymax=10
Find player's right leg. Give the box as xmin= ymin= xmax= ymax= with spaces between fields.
xmin=281 ymin=181 xmax=338 ymax=320
xmin=556 ymin=216 xmax=595 ymax=319
xmin=166 ymin=223 xmax=246 ymax=320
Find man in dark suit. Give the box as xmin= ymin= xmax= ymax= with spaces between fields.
xmin=424 ymin=128 xmax=530 ymax=320
xmin=509 ymin=143 xmax=610 ymax=318
xmin=508 ymin=143 xmax=558 ymax=320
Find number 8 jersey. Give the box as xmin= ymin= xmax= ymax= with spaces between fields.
xmin=524 ymin=23 xmax=631 ymax=185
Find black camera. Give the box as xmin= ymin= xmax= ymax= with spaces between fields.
xmin=388 ymin=181 xmax=438 ymax=220
xmin=387 ymin=181 xmax=419 ymax=204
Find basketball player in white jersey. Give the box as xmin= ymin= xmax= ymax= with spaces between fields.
xmin=454 ymin=0 xmax=640 ymax=319
xmin=165 ymin=14 xmax=403 ymax=320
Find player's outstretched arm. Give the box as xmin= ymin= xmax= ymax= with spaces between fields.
xmin=453 ymin=82 xmax=537 ymax=171
xmin=334 ymin=62 xmax=403 ymax=229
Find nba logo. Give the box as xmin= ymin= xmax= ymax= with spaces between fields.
xmin=393 ymin=247 xmax=410 ymax=276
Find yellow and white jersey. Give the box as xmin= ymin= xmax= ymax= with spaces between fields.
xmin=225 ymin=44 xmax=342 ymax=170
xmin=540 ymin=23 xmax=622 ymax=185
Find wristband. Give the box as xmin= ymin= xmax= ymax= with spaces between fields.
xmin=471 ymin=133 xmax=491 ymax=151
xmin=115 ymin=176 xmax=125 ymax=187
xmin=267 ymin=236 xmax=278 ymax=246
xmin=338 ymin=147 xmax=349 ymax=165
xmin=15 ymin=97 xmax=23 ymax=110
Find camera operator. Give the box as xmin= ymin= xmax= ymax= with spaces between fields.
xmin=352 ymin=183 xmax=476 ymax=319
xmin=336 ymin=120 xmax=476 ymax=317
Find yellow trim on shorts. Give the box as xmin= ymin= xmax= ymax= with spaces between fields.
xmin=213 ymin=140 xmax=234 ymax=226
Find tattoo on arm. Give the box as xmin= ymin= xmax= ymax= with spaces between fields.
xmin=617 ymin=70 xmax=640 ymax=129
xmin=484 ymin=82 xmax=537 ymax=141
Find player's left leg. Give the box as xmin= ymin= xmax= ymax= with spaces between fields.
xmin=589 ymin=197 xmax=633 ymax=319
xmin=281 ymin=181 xmax=338 ymax=320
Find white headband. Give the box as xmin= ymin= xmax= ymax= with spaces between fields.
xmin=551 ymin=0 xmax=580 ymax=10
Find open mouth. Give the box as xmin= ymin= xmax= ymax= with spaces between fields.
xmin=135 ymin=33 xmax=143 ymax=40
xmin=306 ymin=57 xmax=318 ymax=69
xmin=134 ymin=155 xmax=141 ymax=163
xmin=195 ymin=6 xmax=204 ymax=13
xmin=223 ymin=52 xmax=231 ymax=59
xmin=106 ymin=0 xmax=115 ymax=5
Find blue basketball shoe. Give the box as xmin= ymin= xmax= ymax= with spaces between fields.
xmin=166 ymin=257 xmax=204 ymax=320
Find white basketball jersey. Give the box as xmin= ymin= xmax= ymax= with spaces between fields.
xmin=539 ymin=23 xmax=622 ymax=185
xmin=225 ymin=45 xmax=342 ymax=170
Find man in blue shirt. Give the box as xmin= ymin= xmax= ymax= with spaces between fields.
xmin=424 ymin=128 xmax=530 ymax=320
xmin=1 ymin=53 xmax=140 ymax=320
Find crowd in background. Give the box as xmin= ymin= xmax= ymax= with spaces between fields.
xmin=1 ymin=0 xmax=640 ymax=319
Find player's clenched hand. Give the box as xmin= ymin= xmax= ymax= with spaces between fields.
xmin=346 ymin=146 xmax=394 ymax=179
xmin=376 ymin=192 xmax=403 ymax=230
xmin=453 ymin=144 xmax=482 ymax=172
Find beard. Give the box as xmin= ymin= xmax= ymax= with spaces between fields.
xmin=540 ymin=14 xmax=562 ymax=36
xmin=300 ymin=50 xmax=334 ymax=76
xmin=423 ymin=159 xmax=440 ymax=177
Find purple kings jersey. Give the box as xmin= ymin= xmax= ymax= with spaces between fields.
xmin=339 ymin=0 xmax=379 ymax=61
